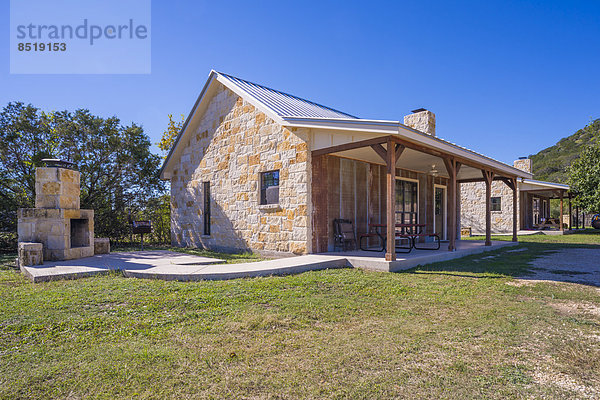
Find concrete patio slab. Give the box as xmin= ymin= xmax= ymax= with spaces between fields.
xmin=20 ymin=251 xmax=226 ymax=282
xmin=20 ymin=251 xmax=348 ymax=283
xmin=20 ymin=240 xmax=517 ymax=283
xmin=320 ymin=240 xmax=518 ymax=272
xmin=122 ymin=255 xmax=349 ymax=281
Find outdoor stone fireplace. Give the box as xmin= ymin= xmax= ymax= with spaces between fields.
xmin=17 ymin=160 xmax=95 ymax=261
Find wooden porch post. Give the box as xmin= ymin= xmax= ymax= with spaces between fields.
xmin=568 ymin=192 xmax=572 ymax=230
xmin=498 ymin=177 xmax=518 ymax=242
xmin=560 ymin=191 xmax=564 ymax=232
xmin=456 ymin=181 xmax=461 ymax=243
xmin=482 ymin=170 xmax=494 ymax=246
xmin=385 ymin=138 xmax=396 ymax=261
xmin=444 ymin=158 xmax=460 ymax=251
xmin=511 ymin=177 xmax=518 ymax=242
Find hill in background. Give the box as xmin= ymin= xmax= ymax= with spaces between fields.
xmin=530 ymin=118 xmax=600 ymax=183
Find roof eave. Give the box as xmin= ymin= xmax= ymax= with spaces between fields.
xmin=520 ymin=179 xmax=570 ymax=190
xmin=282 ymin=116 xmax=400 ymax=134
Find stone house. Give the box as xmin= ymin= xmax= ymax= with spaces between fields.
xmin=461 ymin=158 xmax=571 ymax=234
xmin=160 ymin=71 xmax=534 ymax=260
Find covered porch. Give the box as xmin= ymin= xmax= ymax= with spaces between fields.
xmin=519 ymin=179 xmax=574 ymax=231
xmin=311 ymin=133 xmax=528 ymax=261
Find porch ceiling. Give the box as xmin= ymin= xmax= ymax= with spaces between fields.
xmin=330 ymin=146 xmax=492 ymax=181
xmin=519 ymin=189 xmax=566 ymax=199
xmin=519 ymin=180 xmax=570 ymax=198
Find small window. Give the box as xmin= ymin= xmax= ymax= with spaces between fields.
xmin=491 ymin=196 xmax=501 ymax=212
xmin=260 ymin=170 xmax=279 ymax=205
xmin=203 ymin=182 xmax=210 ymax=235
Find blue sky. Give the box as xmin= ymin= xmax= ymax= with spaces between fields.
xmin=2 ymin=0 xmax=599 ymax=165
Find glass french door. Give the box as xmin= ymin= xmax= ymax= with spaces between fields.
xmin=434 ymin=186 xmax=446 ymax=240
xmin=395 ymin=179 xmax=418 ymax=229
xmin=533 ymin=198 xmax=540 ymax=225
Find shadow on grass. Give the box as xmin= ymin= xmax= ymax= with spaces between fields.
xmin=0 ymin=253 xmax=16 ymax=270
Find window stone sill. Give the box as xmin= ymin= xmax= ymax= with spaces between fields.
xmin=258 ymin=204 xmax=281 ymax=212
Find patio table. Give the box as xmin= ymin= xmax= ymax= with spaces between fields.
xmin=365 ymin=223 xmax=439 ymax=253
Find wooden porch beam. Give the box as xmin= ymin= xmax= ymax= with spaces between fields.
xmin=311 ymin=136 xmax=388 ymax=157
xmin=388 ymin=135 xmax=517 ymax=179
xmin=499 ymin=177 xmax=516 ymax=191
xmin=458 ymin=176 xmax=513 ymax=184
xmin=395 ymin=144 xmax=405 ymax=163
xmin=370 ymin=144 xmax=387 ymax=162
xmin=313 ymin=134 xmax=526 ymax=185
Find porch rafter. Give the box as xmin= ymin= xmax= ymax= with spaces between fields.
xmin=311 ymin=136 xmax=388 ymax=157
xmin=458 ymin=177 xmax=510 ymax=184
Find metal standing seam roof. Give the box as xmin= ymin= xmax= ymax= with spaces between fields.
xmin=160 ymin=70 xmax=534 ymax=180
xmin=217 ymin=72 xmax=359 ymax=120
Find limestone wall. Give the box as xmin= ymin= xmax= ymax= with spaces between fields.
xmin=170 ymin=84 xmax=310 ymax=255
xmin=460 ymin=181 xmax=519 ymax=234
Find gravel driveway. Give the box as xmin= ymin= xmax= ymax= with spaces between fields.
xmin=521 ymin=248 xmax=600 ymax=286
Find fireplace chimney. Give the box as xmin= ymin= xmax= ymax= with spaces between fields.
xmin=513 ymin=157 xmax=532 ymax=174
xmin=18 ymin=159 xmax=95 ymax=261
xmin=35 ymin=159 xmax=80 ymax=209
xmin=404 ymin=108 xmax=436 ymax=137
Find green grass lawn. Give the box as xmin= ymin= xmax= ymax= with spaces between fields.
xmin=1 ymin=233 xmax=599 ymax=399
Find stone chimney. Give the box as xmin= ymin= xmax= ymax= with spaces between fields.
xmin=404 ymin=108 xmax=436 ymax=137
xmin=35 ymin=163 xmax=80 ymax=210
xmin=513 ymin=157 xmax=532 ymax=174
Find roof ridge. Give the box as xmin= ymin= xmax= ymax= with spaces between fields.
xmin=216 ymin=71 xmax=359 ymax=119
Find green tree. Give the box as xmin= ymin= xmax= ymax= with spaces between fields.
xmin=568 ymin=141 xmax=600 ymax=214
xmin=0 ymin=103 xmax=59 ymax=230
xmin=157 ymin=114 xmax=185 ymax=157
xmin=0 ymin=102 xmax=166 ymax=243
xmin=144 ymin=194 xmax=171 ymax=244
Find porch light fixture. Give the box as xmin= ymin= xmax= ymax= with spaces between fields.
xmin=428 ymin=164 xmax=439 ymax=177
